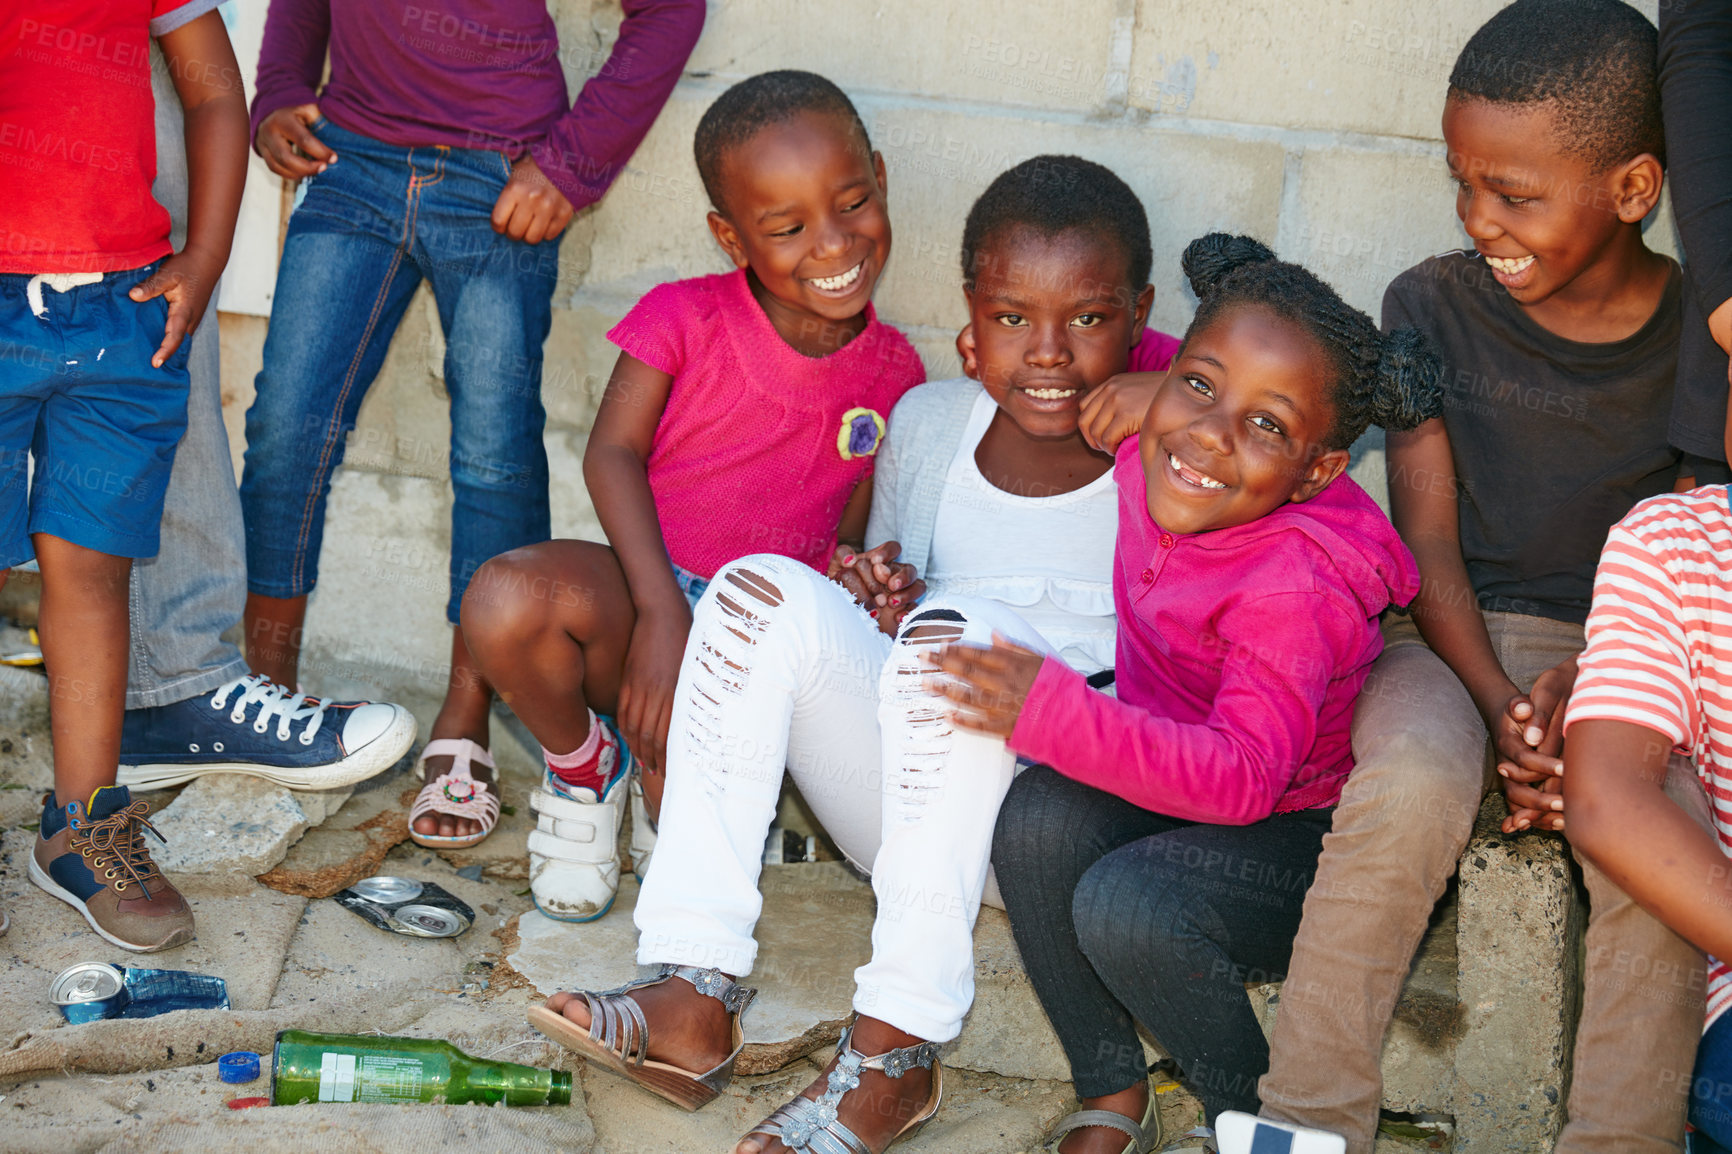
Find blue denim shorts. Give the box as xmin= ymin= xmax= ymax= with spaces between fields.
xmin=673 ymin=563 xmax=710 ymax=608
xmin=0 ymin=263 xmax=190 ymax=566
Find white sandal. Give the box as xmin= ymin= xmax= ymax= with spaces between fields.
xmin=408 ymin=738 xmax=500 ymax=849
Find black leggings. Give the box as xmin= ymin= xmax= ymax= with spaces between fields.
xmin=990 ymin=766 xmax=1333 ymax=1119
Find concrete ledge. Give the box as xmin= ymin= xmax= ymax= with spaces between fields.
xmin=1252 ymin=789 xmax=1580 ymax=1150
xmin=1453 ymin=791 xmax=1580 ymax=1151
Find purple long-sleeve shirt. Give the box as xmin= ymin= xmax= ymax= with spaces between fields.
xmin=251 ymin=0 xmax=704 ymax=211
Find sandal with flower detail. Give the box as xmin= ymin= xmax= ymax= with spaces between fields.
xmin=408 ymin=738 xmax=500 ymax=849
xmin=743 ymin=1022 xmax=943 ymax=1154
xmin=526 ymin=964 xmax=755 ymax=1112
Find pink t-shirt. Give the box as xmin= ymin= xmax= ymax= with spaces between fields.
xmin=1131 ymin=328 xmax=1183 ymax=373
xmin=608 ymin=269 xmax=926 ymax=578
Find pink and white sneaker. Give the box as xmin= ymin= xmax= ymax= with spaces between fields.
xmin=526 ymin=717 xmax=632 ymax=922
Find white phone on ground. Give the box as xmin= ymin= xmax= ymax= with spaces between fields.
xmin=1214 ymin=1111 xmax=1349 ymax=1154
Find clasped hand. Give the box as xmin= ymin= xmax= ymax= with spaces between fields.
xmin=1495 ymin=656 xmax=1578 ymax=834
xmin=829 ymin=542 xmax=924 ymax=635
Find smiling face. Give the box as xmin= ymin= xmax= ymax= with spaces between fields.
xmin=1442 ymin=96 xmax=1655 ymax=308
xmin=705 ymin=109 xmax=892 ymax=356
xmin=1141 ymin=304 xmax=1349 ymax=534
xmin=959 ymin=227 xmax=1153 ymax=441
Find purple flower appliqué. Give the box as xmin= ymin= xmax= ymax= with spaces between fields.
xmin=847 ymin=412 xmax=880 ymax=457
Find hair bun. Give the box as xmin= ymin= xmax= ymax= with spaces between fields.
xmin=1181 ymin=233 xmax=1276 ymax=300
xmin=1369 ymin=327 xmax=1445 ymax=432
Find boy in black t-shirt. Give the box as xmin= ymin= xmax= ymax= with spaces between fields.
xmin=1250 ymin=3 xmax=1714 ymax=1152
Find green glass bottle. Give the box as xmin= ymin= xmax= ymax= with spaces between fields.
xmin=271 ymin=1030 xmax=572 ymax=1107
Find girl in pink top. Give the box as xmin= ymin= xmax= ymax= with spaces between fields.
xmin=938 ymin=235 xmax=1440 ymax=1150
xmin=448 ymin=73 xmax=924 ymax=924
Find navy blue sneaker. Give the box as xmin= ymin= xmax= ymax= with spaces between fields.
xmin=118 ymin=675 xmax=416 ymax=791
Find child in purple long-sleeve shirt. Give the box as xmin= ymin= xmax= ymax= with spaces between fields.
xmin=234 ymin=0 xmax=705 ymax=850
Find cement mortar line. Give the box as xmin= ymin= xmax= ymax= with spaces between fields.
xmin=669 ymin=73 xmax=1449 ymax=160
xmin=1272 ymin=149 xmax=1312 ymax=264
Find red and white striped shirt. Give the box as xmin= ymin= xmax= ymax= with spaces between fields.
xmin=1566 ymin=486 xmax=1732 ymax=1027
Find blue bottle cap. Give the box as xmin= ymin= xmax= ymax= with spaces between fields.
xmin=218 ymin=1050 xmax=261 ymax=1084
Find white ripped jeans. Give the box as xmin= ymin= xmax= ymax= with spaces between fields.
xmin=634 ymin=552 xmax=1057 ymax=1043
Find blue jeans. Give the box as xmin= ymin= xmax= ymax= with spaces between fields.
xmin=672 ymin=563 xmax=709 ymax=607
xmin=126 ymin=61 xmax=250 ymax=708
xmin=992 ymin=765 xmax=1333 ymax=1119
xmin=240 ymin=117 xmax=558 ymax=623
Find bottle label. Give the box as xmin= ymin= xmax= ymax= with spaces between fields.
xmin=355 ymin=1054 xmax=427 ymax=1103
xmin=317 ymin=1053 xmax=356 ymax=1102
xmin=316 ymin=1052 xmax=427 ymax=1103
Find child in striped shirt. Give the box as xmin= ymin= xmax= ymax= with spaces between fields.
xmin=1566 ymin=486 xmax=1732 ymax=1153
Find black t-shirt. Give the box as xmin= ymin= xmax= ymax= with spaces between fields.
xmin=1383 ymin=251 xmax=1682 ymax=625
xmin=1661 ymin=0 xmax=1732 ymax=461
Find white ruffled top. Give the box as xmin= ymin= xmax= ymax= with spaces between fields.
xmin=926 ymin=391 xmax=1118 ymax=674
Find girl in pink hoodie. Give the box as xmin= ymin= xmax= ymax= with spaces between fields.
xmin=935 ymin=234 xmax=1441 ymax=1152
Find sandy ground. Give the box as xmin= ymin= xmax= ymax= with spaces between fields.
xmin=0 ymin=638 xmax=1435 ymax=1153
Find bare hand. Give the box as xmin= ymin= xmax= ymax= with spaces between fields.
xmin=1079 ymin=371 xmax=1165 ymax=453
xmin=927 ymin=635 xmax=1046 ymax=738
xmin=615 ymin=608 xmax=691 ymax=774
xmin=491 ymin=155 xmax=575 ymax=245
xmin=1497 ymin=656 xmax=1578 ymax=833
xmin=254 ymin=103 xmax=335 ymax=180
xmin=128 ymin=249 xmax=224 ymax=368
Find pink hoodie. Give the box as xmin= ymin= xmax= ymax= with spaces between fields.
xmin=1009 ymin=435 xmax=1421 ymax=825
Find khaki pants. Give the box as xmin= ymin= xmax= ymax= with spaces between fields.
xmin=1258 ymin=612 xmax=1711 ymax=1153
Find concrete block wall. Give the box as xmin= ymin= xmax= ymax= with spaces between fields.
xmin=214 ymin=0 xmax=1672 ymax=709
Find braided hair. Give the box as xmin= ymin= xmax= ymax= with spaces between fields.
xmin=1180 ymin=234 xmax=1442 ymax=450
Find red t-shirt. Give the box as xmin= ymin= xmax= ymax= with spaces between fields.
xmin=0 ymin=1 xmax=197 ymax=274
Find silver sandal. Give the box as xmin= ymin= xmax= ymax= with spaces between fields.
xmin=744 ymin=1023 xmax=943 ymax=1153
xmin=1043 ymin=1075 xmax=1166 ymax=1153
xmin=526 ymin=963 xmax=754 ymax=1111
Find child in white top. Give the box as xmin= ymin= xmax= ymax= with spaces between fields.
xmin=526 ymin=155 xmax=1177 ymax=1154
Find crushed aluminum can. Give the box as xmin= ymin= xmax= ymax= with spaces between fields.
xmin=51 ymin=962 xmax=230 ymax=1024
xmin=334 ymin=876 xmax=473 ymax=938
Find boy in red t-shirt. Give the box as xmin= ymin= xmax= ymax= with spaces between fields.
xmin=0 ymin=3 xmax=247 ymax=950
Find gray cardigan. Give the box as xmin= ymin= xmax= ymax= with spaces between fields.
xmin=863 ymin=377 xmax=985 ymax=574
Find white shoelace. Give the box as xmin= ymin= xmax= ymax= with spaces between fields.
xmin=209 ymin=674 xmax=330 ymax=746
